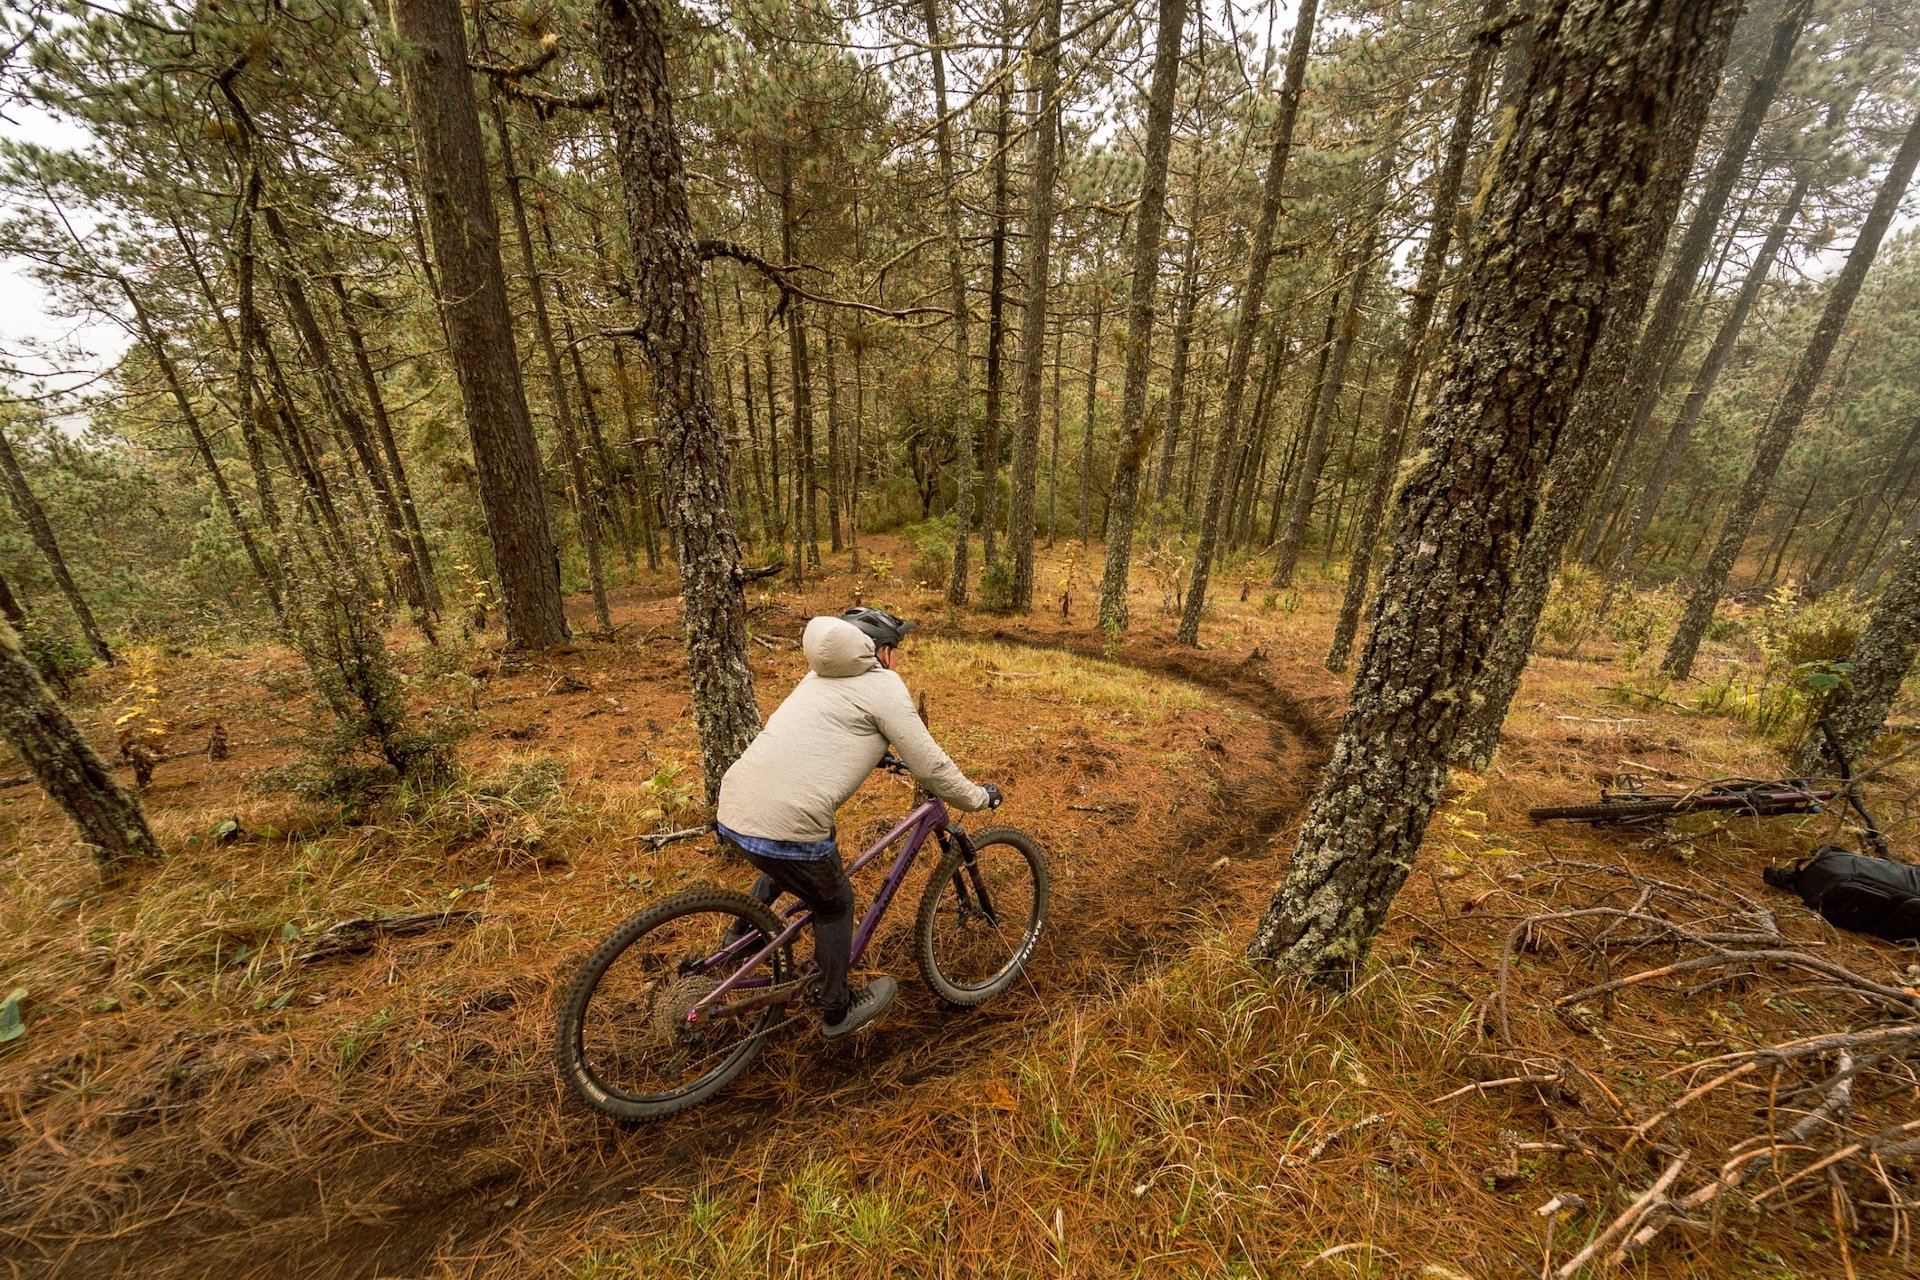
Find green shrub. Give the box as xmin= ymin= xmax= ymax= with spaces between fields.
xmin=19 ymin=627 xmax=94 ymax=697
xmin=978 ymin=558 xmax=1018 ymax=612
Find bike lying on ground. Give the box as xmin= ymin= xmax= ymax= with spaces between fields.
xmin=556 ymin=756 xmax=1048 ymax=1120
xmin=1528 ymin=719 xmax=1888 ymax=854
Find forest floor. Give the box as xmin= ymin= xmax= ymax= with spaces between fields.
xmin=1 ymin=538 xmax=1916 ymax=1279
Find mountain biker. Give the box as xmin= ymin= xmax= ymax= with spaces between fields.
xmin=714 ymin=607 xmax=1003 ymax=1039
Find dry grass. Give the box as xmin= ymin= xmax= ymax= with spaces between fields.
xmin=2 ymin=543 xmax=1917 ymax=1278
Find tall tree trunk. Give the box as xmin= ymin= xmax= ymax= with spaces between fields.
xmin=729 ymin=280 xmax=774 ymax=541
xmin=1861 ymin=498 xmax=1920 ymax=597
xmin=387 ymin=0 xmax=568 ymax=650
xmin=981 ymin=78 xmax=1013 ymax=569
xmin=1006 ymin=0 xmax=1064 ymax=610
xmin=924 ymin=0 xmax=977 ymax=604
xmin=1609 ymin=91 xmax=1853 ymax=583
xmin=1663 ymin=108 xmax=1920 ymax=679
xmin=1095 ymin=0 xmax=1185 ymax=626
xmin=1249 ymin=0 xmax=1743 ymax=984
xmin=1154 ymin=216 xmax=1201 ymax=507
xmin=1077 ymin=285 xmax=1104 ymax=545
xmin=0 ymin=620 xmax=158 ymax=869
xmin=0 ymin=429 xmax=112 ymax=665
xmin=1455 ymin=2 xmax=1741 ymax=767
xmin=1177 ymin=0 xmax=1318 ymax=645
xmin=1327 ymin=6 xmax=1498 ymax=670
xmin=485 ymin=83 xmax=613 ymax=632
xmin=595 ymin=0 xmax=762 ymax=801
xmin=1273 ymin=146 xmax=1395 ymax=587
xmin=822 ymin=327 xmax=845 ymax=554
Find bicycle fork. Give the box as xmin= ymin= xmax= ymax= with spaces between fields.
xmin=942 ymin=828 xmax=1001 ymax=928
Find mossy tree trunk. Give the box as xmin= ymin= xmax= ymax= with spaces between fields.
xmin=0 ymin=620 xmax=158 ymax=869
xmin=594 ymin=0 xmax=762 ymax=802
xmin=1249 ymin=0 xmax=1745 ymax=984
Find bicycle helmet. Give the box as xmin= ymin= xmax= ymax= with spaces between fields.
xmin=841 ymin=606 xmax=918 ymax=650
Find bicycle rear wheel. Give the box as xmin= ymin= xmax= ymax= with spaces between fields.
xmin=915 ymin=827 xmax=1048 ymax=1007
xmin=556 ymin=887 xmax=792 ymax=1121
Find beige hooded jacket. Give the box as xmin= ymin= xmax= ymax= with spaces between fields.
xmin=714 ymin=616 xmax=991 ymax=843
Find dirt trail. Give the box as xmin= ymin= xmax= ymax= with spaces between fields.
xmin=28 ymin=628 xmax=1334 ymax=1280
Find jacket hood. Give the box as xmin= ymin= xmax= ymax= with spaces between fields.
xmin=803 ymin=616 xmax=881 ymax=678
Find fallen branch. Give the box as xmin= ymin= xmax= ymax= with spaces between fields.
xmin=286 ymin=910 xmax=481 ymax=967
xmin=634 ymin=824 xmax=713 ymax=849
xmin=1551 ymin=1150 xmax=1689 ymax=1278
xmin=1429 ymin=1073 xmax=1562 ymax=1106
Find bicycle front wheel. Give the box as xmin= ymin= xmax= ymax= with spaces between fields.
xmin=556 ymin=887 xmax=792 ymax=1122
xmin=915 ymin=827 xmax=1048 ymax=1007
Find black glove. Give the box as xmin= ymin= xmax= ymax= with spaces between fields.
xmin=981 ymin=783 xmax=1003 ymax=810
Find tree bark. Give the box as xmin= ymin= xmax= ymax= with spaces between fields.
xmin=924 ymin=0 xmax=977 ymax=605
xmin=1328 ymin=7 xmax=1498 ymax=671
xmin=0 ymin=619 xmax=157 ymax=868
xmin=1249 ymin=0 xmax=1744 ymax=983
xmin=1006 ymin=0 xmax=1065 ymax=609
xmin=0 ymin=428 xmax=112 ymax=665
xmin=595 ymin=0 xmax=762 ymax=801
xmin=1663 ymin=107 xmax=1920 ymax=679
xmin=387 ymin=0 xmax=568 ymax=650
xmin=1177 ymin=0 xmax=1318 ymax=645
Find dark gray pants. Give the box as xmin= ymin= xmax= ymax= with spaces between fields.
xmin=741 ymin=849 xmax=855 ymax=1020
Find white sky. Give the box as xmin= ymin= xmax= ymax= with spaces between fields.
xmin=1 ymin=103 xmax=126 ymax=399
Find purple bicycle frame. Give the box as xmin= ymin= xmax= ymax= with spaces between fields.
xmin=689 ymin=796 xmax=954 ymax=1020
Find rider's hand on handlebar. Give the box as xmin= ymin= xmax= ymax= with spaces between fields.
xmin=981 ymin=783 xmax=1003 ymax=809
xmin=877 ymin=752 xmax=908 ymax=775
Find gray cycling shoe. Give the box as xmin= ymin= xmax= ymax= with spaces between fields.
xmin=821 ymin=976 xmax=897 ymax=1039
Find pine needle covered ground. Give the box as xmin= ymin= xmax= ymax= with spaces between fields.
xmin=2 ymin=539 xmax=1916 ymax=1279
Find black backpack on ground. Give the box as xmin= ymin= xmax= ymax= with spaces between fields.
xmin=1764 ymin=847 xmax=1920 ymax=944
